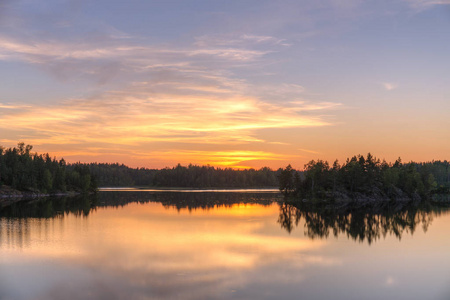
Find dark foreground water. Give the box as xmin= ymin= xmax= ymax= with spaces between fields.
xmin=1 ymin=190 xmax=450 ymax=300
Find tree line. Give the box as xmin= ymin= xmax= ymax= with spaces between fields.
xmin=5 ymin=143 xmax=447 ymax=196
xmin=278 ymin=153 xmax=450 ymax=201
xmin=87 ymin=163 xmax=279 ymax=188
xmin=0 ymin=143 xmax=97 ymax=193
xmin=0 ymin=143 xmax=280 ymax=190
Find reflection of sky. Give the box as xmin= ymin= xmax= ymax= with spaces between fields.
xmin=1 ymin=201 xmax=450 ymax=300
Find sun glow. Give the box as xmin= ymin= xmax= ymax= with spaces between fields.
xmin=0 ymin=91 xmax=335 ymax=168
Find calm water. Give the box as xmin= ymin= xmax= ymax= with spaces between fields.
xmin=1 ymin=191 xmax=450 ymax=300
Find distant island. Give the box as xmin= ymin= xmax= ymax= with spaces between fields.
xmin=278 ymin=153 xmax=449 ymax=205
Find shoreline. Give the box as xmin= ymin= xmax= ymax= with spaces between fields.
xmin=0 ymin=191 xmax=80 ymax=198
xmin=283 ymin=190 xmax=450 ymax=209
xmin=98 ymin=186 xmax=279 ymax=192
xmin=0 ymin=185 xmax=83 ymax=201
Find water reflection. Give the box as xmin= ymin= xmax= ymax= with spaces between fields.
xmin=100 ymin=191 xmax=279 ymax=211
xmin=0 ymin=191 xmax=280 ymax=219
xmin=0 ymin=193 xmax=328 ymax=300
xmin=1 ymin=192 xmax=449 ymax=246
xmin=0 ymin=194 xmax=96 ymax=218
xmin=1 ymin=192 xmax=450 ymax=300
xmin=278 ymin=201 xmax=450 ymax=244
xmin=0 ymin=192 xmax=282 ymax=251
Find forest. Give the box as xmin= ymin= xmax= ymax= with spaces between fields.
xmin=2 ymin=143 xmax=449 ymax=199
xmin=278 ymin=153 xmax=450 ymax=202
xmin=0 ymin=143 xmax=97 ymax=194
xmin=0 ymin=143 xmax=280 ymax=192
xmin=87 ymin=162 xmax=279 ymax=188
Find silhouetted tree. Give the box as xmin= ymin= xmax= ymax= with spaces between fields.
xmin=278 ymin=165 xmax=294 ymax=196
xmin=278 ymin=152 xmax=449 ymax=202
xmin=0 ymin=143 xmax=97 ymax=194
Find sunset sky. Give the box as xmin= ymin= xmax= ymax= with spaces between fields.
xmin=0 ymin=0 xmax=449 ymax=169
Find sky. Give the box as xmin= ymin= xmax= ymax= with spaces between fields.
xmin=0 ymin=0 xmax=449 ymax=169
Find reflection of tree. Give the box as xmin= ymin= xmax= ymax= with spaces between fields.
xmin=278 ymin=203 xmax=300 ymax=233
xmin=278 ymin=201 xmax=449 ymax=244
xmin=0 ymin=218 xmax=31 ymax=249
xmin=0 ymin=194 xmax=98 ymax=219
xmin=0 ymin=192 xmax=281 ymax=219
xmin=0 ymin=192 xmax=282 ymax=250
xmin=92 ymin=191 xmax=279 ymax=212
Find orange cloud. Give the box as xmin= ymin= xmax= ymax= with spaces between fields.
xmin=0 ymin=32 xmax=341 ymax=168
xmin=0 ymin=83 xmax=338 ymax=168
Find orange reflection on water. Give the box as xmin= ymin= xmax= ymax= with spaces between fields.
xmin=0 ymin=202 xmax=327 ymax=274
xmin=2 ymin=197 xmax=450 ymax=300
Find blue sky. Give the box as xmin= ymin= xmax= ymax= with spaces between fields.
xmin=0 ymin=0 xmax=449 ymax=168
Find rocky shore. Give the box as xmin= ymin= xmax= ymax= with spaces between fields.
xmin=290 ymin=186 xmax=448 ymax=211
xmin=0 ymin=185 xmax=79 ymax=201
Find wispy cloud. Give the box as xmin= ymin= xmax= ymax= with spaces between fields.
xmin=188 ymin=48 xmax=268 ymax=61
xmin=0 ymin=33 xmax=271 ymax=85
xmin=404 ymin=0 xmax=450 ymax=9
xmin=0 ymin=27 xmax=340 ymax=149
xmin=382 ymin=82 xmax=398 ymax=91
xmin=0 ymin=103 xmax=31 ymax=109
xmin=0 ymin=82 xmax=339 ymax=167
xmin=290 ymin=101 xmax=341 ymax=111
xmin=0 ymin=3 xmax=345 ymax=168
xmin=194 ymin=34 xmax=288 ymax=48
xmin=0 ymin=32 xmax=273 ymax=63
xmin=384 ymin=275 xmax=398 ymax=287
xmin=0 ymin=92 xmax=334 ymax=143
xmin=297 ymin=148 xmax=320 ymax=154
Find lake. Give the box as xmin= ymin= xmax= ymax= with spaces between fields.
xmin=1 ymin=190 xmax=450 ymax=300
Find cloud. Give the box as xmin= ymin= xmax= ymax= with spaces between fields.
xmin=0 ymin=80 xmax=339 ymax=167
xmin=0 ymin=91 xmax=333 ymax=142
xmin=290 ymin=101 xmax=341 ymax=111
xmin=384 ymin=275 xmax=398 ymax=287
xmin=0 ymin=3 xmax=345 ymax=168
xmin=0 ymin=33 xmax=272 ymax=86
xmin=382 ymin=82 xmax=398 ymax=91
xmin=194 ymin=34 xmax=288 ymax=48
xmin=0 ymin=33 xmax=269 ymax=65
xmin=404 ymin=0 xmax=450 ymax=9
xmin=188 ymin=48 xmax=268 ymax=62
xmin=0 ymin=25 xmax=341 ymax=168
xmin=0 ymin=102 xmax=31 ymax=109
xmin=297 ymin=148 xmax=320 ymax=154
